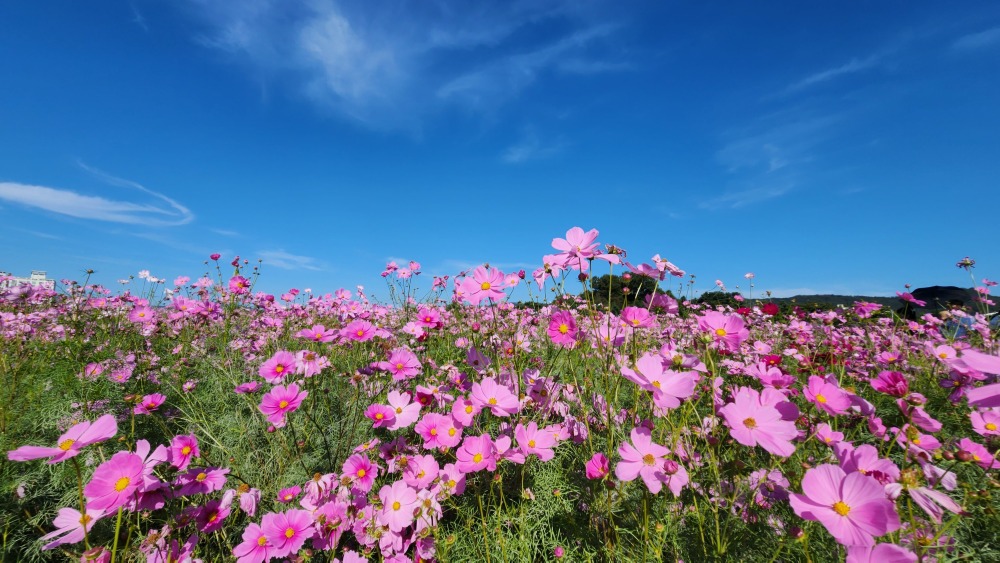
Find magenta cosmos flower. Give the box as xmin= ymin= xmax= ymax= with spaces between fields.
xmin=39 ymin=507 xmax=104 ymax=551
xmin=8 ymin=413 xmax=117 ymax=464
xmin=585 ymin=453 xmax=609 ymax=480
xmin=84 ymin=451 xmax=145 ymax=512
xmin=515 ymin=421 xmax=557 ymax=461
xmin=551 ymin=226 xmax=600 ymax=271
xmin=342 ymin=454 xmax=378 ymax=492
xmin=718 ymin=387 xmax=798 ymax=457
xmin=261 ymin=509 xmax=315 ymax=558
xmin=259 ymin=383 xmax=307 ymax=428
xmin=259 ymin=351 xmax=296 ymax=384
xmin=615 ymin=427 xmax=670 ymax=494
xmin=169 ymin=434 xmax=199 ymax=471
xmin=547 ymin=310 xmax=578 ymax=347
xmin=789 ymin=464 xmax=901 ymax=546
xmin=133 ymin=393 xmax=166 ymax=415
xmin=804 ymin=376 xmax=852 ymax=416
xmin=620 ymin=352 xmax=696 ymax=411
xmin=378 ymin=348 xmax=422 ymax=381
xmin=845 ymin=543 xmax=916 ymax=563
xmin=456 ymin=433 xmax=498 ymax=473
xmin=232 ymin=522 xmax=273 ymax=563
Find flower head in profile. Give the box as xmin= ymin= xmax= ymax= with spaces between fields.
xmin=789 ymin=464 xmax=901 ymax=546
xmin=8 ymin=414 xmax=117 ymax=464
xmin=585 ymin=453 xmax=610 ymax=480
xmin=39 ymin=507 xmax=104 ymax=551
xmin=133 ymin=393 xmax=166 ymax=415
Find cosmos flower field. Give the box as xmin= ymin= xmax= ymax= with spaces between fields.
xmin=2 ymin=228 xmax=999 ymax=562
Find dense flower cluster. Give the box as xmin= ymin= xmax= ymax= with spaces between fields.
xmin=3 ymin=230 xmax=999 ymax=562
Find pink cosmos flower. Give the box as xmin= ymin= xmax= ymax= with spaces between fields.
xmin=229 ymin=275 xmax=250 ymax=294
xmin=957 ymin=437 xmax=997 ymax=470
xmin=870 ymin=371 xmax=909 ymax=398
xmin=261 ymin=509 xmax=315 ymax=558
xmin=175 ymin=466 xmax=230 ymax=496
xmin=258 ymin=383 xmax=307 ymax=428
xmin=789 ymin=464 xmax=901 ymax=546
xmin=815 ymin=423 xmax=844 ymax=446
xmin=84 ymin=451 xmax=145 ymax=512
xmin=615 ymin=427 xmax=670 ymax=494
xmin=620 ymin=307 xmax=653 ymax=330
xmin=232 ymin=522 xmax=273 ymax=563
xmin=169 ymin=434 xmax=199 ymax=471
xmin=547 ymin=310 xmax=578 ymax=347
xmin=620 ymin=352 xmax=696 ymax=411
xmin=804 ymin=376 xmax=852 ymax=416
xmin=551 ymin=227 xmax=600 ymax=271
xmin=343 ymin=319 xmax=376 ymax=342
xmin=697 ymin=311 xmax=749 ymax=351
xmin=970 ymin=409 xmax=1000 ymax=436
xmin=718 ymin=387 xmax=798 ymax=457
xmin=403 ymin=454 xmax=440 ymax=489
xmin=415 ymin=412 xmax=461 ymax=449
xmin=196 ymin=498 xmax=231 ymax=533
xmin=8 ymin=413 xmax=117 ymax=464
xmin=297 ymin=324 xmax=336 ymax=343
xmin=451 ymin=396 xmax=482 ymax=427
xmin=416 ymin=307 xmax=441 ymax=328
xmin=386 ymin=391 xmax=421 ymax=431
xmin=128 ymin=305 xmax=157 ymax=324
xmin=294 ymin=349 xmax=328 ymax=378
xmin=378 ymin=480 xmax=419 ymax=533
xmin=342 ymin=454 xmax=378 ymax=492
xmin=515 ymin=422 xmax=557 ymax=461
xmin=461 ymin=266 xmax=507 ymax=305
xmin=585 ymin=453 xmax=609 ymax=480
xmin=470 ymin=377 xmax=519 ymax=417
xmin=39 ymin=507 xmax=104 ymax=550
xmin=259 ymin=351 xmax=296 ymax=383
xmin=276 ymin=485 xmax=301 ymax=504
xmin=379 ymin=348 xmax=422 ymax=381
xmin=456 ymin=434 xmax=497 ymax=473
xmin=365 ymin=404 xmax=396 ymax=428
xmin=845 ymin=544 xmax=917 ymax=563
xmin=133 ymin=393 xmax=166 ymax=415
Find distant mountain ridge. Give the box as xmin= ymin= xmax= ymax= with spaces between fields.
xmin=764 ymin=294 xmax=900 ymax=308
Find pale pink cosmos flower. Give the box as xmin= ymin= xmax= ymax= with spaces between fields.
xmin=616 ymin=427 xmax=672 ymax=494
xmin=551 ymin=227 xmax=600 ymax=271
xmin=845 ymin=543 xmax=917 ymax=563
xmin=261 ymin=509 xmax=315 ymax=558
xmin=460 ymin=266 xmax=507 ymax=305
xmin=402 ymin=454 xmax=439 ymax=489
xmin=718 ymin=387 xmax=798 ymax=457
xmin=294 ymin=349 xmax=328 ymax=378
xmin=39 ymin=507 xmax=104 ymax=551
xmin=258 ymin=383 xmax=308 ymax=428
xmin=970 ymin=408 xmax=1000 ymax=436
xmin=342 ymin=319 xmax=377 ymax=341
xmin=620 ymin=307 xmax=653 ymax=330
xmin=259 ymin=351 xmax=296 ymax=383
xmin=84 ymin=451 xmax=145 ymax=512
xmin=386 ymin=391 xmax=421 ymax=431
xmin=297 ymin=324 xmax=336 ymax=343
xmin=8 ymin=413 xmax=117 ymax=464
xmin=128 ymin=305 xmax=157 ymax=324
xmin=470 ymin=377 xmax=519 ymax=417
xmin=414 ymin=412 xmax=461 ymax=449
xmin=789 ymin=464 xmax=900 ymax=546
xmin=621 ymin=352 xmax=697 ymax=411
xmin=378 ymin=480 xmax=419 ymax=533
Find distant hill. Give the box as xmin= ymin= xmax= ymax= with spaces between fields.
xmin=765 ymin=294 xmax=900 ymax=308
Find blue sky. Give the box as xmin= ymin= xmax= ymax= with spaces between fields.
xmin=2 ymin=1 xmax=999 ymax=301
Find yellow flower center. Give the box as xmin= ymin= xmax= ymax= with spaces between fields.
xmin=743 ymin=417 xmax=757 ymax=429
xmin=357 ymin=469 xmax=366 ymax=478
xmin=395 ymin=407 xmax=403 ymax=414
xmin=257 ymin=536 xmax=267 ymax=547
xmin=392 ymin=501 xmax=401 ymax=511
xmin=208 ymin=511 xmax=218 ymax=523
xmin=642 ymin=454 xmax=655 ymax=466
xmin=375 ymin=413 xmax=384 ymax=420
xmin=528 ymin=440 xmax=536 ymax=448
xmin=465 ymin=405 xmax=474 ymax=414
xmin=632 ymin=319 xmax=640 ymax=326
xmin=652 ymin=381 xmax=661 ymax=389
xmin=396 ymin=363 xmax=404 ymax=370
xmin=114 ymin=476 xmax=131 ymax=492
xmin=275 ymin=365 xmax=284 ymax=373
xmin=279 ymin=400 xmax=289 ymax=409
xmin=448 ymin=428 xmax=456 ymax=436
xmin=181 ymin=446 xmax=191 ymax=455
xmin=58 ymin=439 xmax=75 ymax=451
xmin=832 ymin=501 xmax=851 ymax=516
xmin=816 ymin=394 xmax=827 ymax=404
xmin=715 ymin=328 xmax=727 ymax=337
xmin=79 ymin=514 xmax=92 ymax=525
xmin=356 ymin=330 xmax=365 ymax=337
xmin=986 ymin=422 xmax=997 ymax=431
xmin=480 ymin=282 xmax=491 ymax=290
xmin=196 ymin=472 xmax=207 ymax=482
xmin=473 ymin=453 xmax=483 ymax=463
xmin=558 ymin=323 xmax=569 ymax=334
xmin=284 ymin=527 xmax=295 ymax=539
xmin=488 ymin=398 xmax=497 ymax=405
xmin=429 ymin=428 xmax=437 ymax=435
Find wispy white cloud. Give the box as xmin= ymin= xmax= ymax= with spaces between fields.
xmin=698 ymin=183 xmax=793 ymax=210
xmin=183 ymin=1 xmax=628 ymax=128
xmin=784 ymin=54 xmax=882 ymax=93
xmin=211 ymin=228 xmax=240 ymax=237
xmin=952 ymin=26 xmax=1000 ymax=52
xmin=0 ymin=165 xmax=193 ymax=226
xmin=502 ymin=127 xmax=567 ymax=163
xmin=257 ymin=249 xmax=324 ymax=271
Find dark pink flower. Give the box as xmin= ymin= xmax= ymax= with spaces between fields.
xmin=258 ymin=383 xmax=307 ymax=428
xmin=261 ymin=509 xmax=314 ymax=558
xmin=585 ymin=453 xmax=609 ymax=480
xmin=84 ymin=451 xmax=145 ymax=512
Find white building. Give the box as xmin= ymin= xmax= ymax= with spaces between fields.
xmin=0 ymin=270 xmax=56 ymax=291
